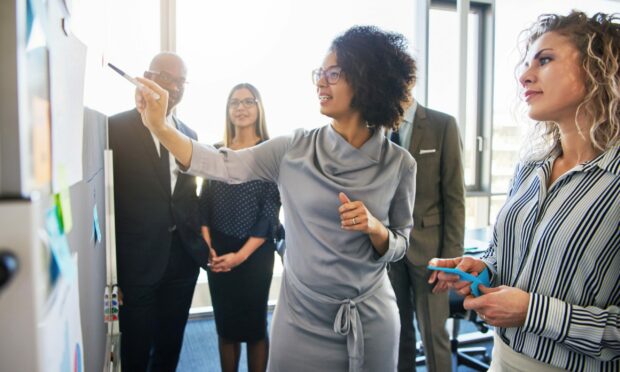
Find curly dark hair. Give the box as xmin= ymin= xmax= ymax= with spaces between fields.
xmin=330 ymin=25 xmax=416 ymax=130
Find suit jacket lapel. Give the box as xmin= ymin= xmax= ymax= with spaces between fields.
xmin=130 ymin=109 xmax=170 ymax=194
xmin=409 ymin=104 xmax=427 ymax=156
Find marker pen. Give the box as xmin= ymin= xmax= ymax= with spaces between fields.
xmin=107 ymin=62 xmax=160 ymax=100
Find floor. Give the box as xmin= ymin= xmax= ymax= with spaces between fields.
xmin=177 ymin=311 xmax=493 ymax=371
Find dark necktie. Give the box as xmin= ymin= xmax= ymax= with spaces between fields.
xmin=390 ymin=130 xmax=401 ymax=146
xmin=160 ymin=143 xmax=171 ymax=194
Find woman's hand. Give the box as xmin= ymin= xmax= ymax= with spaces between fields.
xmin=135 ymin=77 xmax=169 ymax=134
xmin=208 ymin=247 xmax=217 ymax=265
xmin=209 ymin=252 xmax=246 ymax=273
xmin=201 ymin=226 xmax=217 ymax=267
xmin=338 ymin=192 xmax=390 ymax=255
xmin=428 ymin=256 xmax=487 ymax=295
xmin=338 ymin=192 xmax=382 ymax=234
xmin=464 ymin=285 xmax=530 ymax=328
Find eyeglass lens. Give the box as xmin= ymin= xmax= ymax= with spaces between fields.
xmin=148 ymin=71 xmax=186 ymax=87
xmin=228 ymin=98 xmax=257 ymax=108
xmin=312 ymin=67 xmax=341 ymax=85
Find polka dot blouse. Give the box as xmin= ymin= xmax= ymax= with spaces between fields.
xmin=199 ymin=177 xmax=281 ymax=240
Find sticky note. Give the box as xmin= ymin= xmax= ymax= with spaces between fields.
xmin=55 ymin=166 xmax=73 ymax=233
xmin=45 ymin=206 xmax=75 ymax=280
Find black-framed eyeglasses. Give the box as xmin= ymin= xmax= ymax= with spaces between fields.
xmin=145 ymin=70 xmax=188 ymax=88
xmin=228 ymin=97 xmax=258 ymax=109
xmin=312 ymin=66 xmax=343 ymax=85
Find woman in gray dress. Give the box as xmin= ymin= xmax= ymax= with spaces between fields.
xmin=136 ymin=26 xmax=417 ymax=372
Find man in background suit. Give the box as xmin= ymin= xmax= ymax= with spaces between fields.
xmin=109 ymin=52 xmax=209 ymax=372
xmin=388 ymin=94 xmax=465 ymax=371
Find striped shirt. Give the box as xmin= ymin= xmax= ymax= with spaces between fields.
xmin=482 ymin=145 xmax=620 ymax=371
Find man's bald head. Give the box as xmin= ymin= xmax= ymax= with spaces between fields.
xmin=146 ymin=52 xmax=187 ymax=114
xmin=149 ymin=52 xmax=187 ymax=76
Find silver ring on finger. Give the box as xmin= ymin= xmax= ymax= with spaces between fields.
xmin=352 ymin=217 xmax=357 ymax=225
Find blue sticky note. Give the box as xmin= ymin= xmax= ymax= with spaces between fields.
xmin=49 ymin=250 xmax=60 ymax=285
xmin=45 ymin=206 xmax=75 ymax=280
xmin=93 ymin=204 xmax=102 ymax=244
xmin=427 ymin=266 xmax=491 ymax=297
xmin=26 ymin=0 xmax=34 ymax=42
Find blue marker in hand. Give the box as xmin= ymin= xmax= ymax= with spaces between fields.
xmin=427 ymin=266 xmax=491 ymax=297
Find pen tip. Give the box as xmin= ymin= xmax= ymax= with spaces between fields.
xmin=107 ymin=63 xmax=123 ymax=75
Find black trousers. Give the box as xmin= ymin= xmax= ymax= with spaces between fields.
xmin=119 ymin=232 xmax=200 ymax=372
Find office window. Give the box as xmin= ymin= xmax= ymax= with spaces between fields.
xmin=428 ymin=6 xmax=482 ymax=188
xmin=427 ymin=0 xmax=493 ymax=227
xmin=73 ymin=0 xmax=160 ymax=115
xmin=175 ymin=0 xmax=416 ymax=144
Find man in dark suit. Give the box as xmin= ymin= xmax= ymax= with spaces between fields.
xmin=388 ymin=96 xmax=465 ymax=372
xmin=109 ymin=52 xmax=209 ymax=372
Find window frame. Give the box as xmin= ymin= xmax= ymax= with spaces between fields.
xmin=423 ymin=0 xmax=498 ymax=227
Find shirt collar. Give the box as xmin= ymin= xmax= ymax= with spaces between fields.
xmin=539 ymin=144 xmax=620 ymax=177
xmin=402 ymin=101 xmax=417 ymax=126
xmin=594 ymin=144 xmax=620 ymax=176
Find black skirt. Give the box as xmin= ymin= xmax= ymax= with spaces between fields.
xmin=207 ymin=229 xmax=275 ymax=342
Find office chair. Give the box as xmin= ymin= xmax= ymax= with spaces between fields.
xmin=448 ymin=289 xmax=491 ymax=370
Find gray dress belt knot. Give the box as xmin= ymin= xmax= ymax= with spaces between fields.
xmin=285 ymin=267 xmax=385 ymax=372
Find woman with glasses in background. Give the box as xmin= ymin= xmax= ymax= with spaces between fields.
xmin=136 ymin=25 xmax=417 ymax=371
xmin=430 ymin=11 xmax=620 ymax=371
xmin=199 ymin=83 xmax=281 ymax=372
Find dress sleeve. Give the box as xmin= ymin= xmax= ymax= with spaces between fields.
xmin=248 ymin=182 xmax=282 ymax=239
xmin=185 ymin=134 xmax=293 ymax=184
xmin=375 ymin=157 xmax=417 ymax=263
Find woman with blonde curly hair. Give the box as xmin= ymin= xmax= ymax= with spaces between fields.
xmin=519 ymin=11 xmax=620 ymax=160
xmin=430 ymin=11 xmax=620 ymax=371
